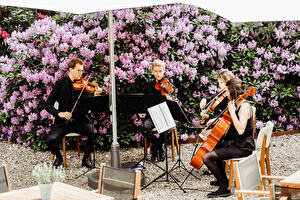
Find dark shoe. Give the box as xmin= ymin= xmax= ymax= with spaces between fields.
xmin=207 ymin=188 xmax=231 ymax=198
xmin=82 ymin=158 xmax=93 ymax=168
xmin=53 ymin=156 xmax=63 ymax=168
xmin=210 ymin=180 xmax=219 ymax=186
xmin=151 ymin=152 xmax=159 ymax=163
xmin=158 ymin=147 xmax=165 ymax=162
xmin=210 ymin=179 xmax=228 ymax=187
xmin=203 ymin=170 xmax=212 ymax=175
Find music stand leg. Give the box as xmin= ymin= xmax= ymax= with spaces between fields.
xmin=141 ymin=130 xmax=186 ymax=193
xmin=75 ymin=149 xmax=98 ymax=179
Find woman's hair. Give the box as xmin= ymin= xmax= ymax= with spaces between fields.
xmin=216 ymin=70 xmax=235 ymax=84
xmin=226 ymin=78 xmax=246 ymax=100
xmin=68 ymin=58 xmax=83 ymax=69
xmin=152 ymin=59 xmax=165 ymax=70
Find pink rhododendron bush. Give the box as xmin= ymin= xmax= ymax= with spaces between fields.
xmin=0 ymin=4 xmax=299 ymax=151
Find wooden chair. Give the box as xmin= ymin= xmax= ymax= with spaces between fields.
xmin=144 ymin=128 xmax=179 ymax=161
xmin=97 ymin=163 xmax=142 ymax=200
xmin=233 ymin=152 xmax=285 ymax=200
xmin=0 ymin=164 xmax=11 ymax=193
xmin=51 ymin=102 xmax=91 ymax=168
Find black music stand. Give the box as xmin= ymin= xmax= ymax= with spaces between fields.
xmin=76 ymin=95 xmax=109 ymax=179
xmin=140 ymin=102 xmax=186 ymax=193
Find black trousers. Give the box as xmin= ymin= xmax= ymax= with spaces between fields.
xmin=46 ymin=119 xmax=94 ymax=159
xmin=142 ymin=118 xmax=165 ymax=153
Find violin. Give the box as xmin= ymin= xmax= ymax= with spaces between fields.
xmin=199 ymin=90 xmax=227 ymax=124
xmin=73 ymin=78 xmax=99 ymax=93
xmin=190 ymin=86 xmax=256 ymax=170
xmin=155 ymin=77 xmax=175 ymax=96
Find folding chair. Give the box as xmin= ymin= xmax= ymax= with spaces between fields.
xmin=0 ymin=164 xmax=11 ymax=193
xmin=97 ymin=163 xmax=142 ymax=200
xmin=234 ymin=152 xmax=285 ymax=200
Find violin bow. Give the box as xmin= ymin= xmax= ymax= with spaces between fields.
xmin=66 ymin=75 xmax=91 ymax=123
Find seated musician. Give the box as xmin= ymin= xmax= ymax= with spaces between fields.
xmin=45 ymin=58 xmax=102 ymax=168
xmin=139 ymin=59 xmax=175 ymax=163
xmin=202 ymin=78 xmax=255 ymax=198
xmin=199 ymin=70 xmax=235 ymax=125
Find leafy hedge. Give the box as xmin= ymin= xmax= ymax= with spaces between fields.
xmin=0 ymin=5 xmax=299 ymax=151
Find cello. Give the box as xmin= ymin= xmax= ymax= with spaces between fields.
xmin=190 ymin=86 xmax=256 ymax=170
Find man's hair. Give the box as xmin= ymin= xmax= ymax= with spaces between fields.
xmin=152 ymin=59 xmax=165 ymax=70
xmin=226 ymin=78 xmax=246 ymax=100
xmin=68 ymin=58 xmax=83 ymax=69
xmin=216 ymin=70 xmax=235 ymax=84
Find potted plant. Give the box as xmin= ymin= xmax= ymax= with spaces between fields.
xmin=32 ymin=162 xmax=66 ymax=200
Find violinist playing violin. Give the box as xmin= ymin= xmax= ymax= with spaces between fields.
xmin=45 ymin=58 xmax=103 ymax=168
xmin=202 ymin=78 xmax=255 ymax=198
xmin=199 ymin=70 xmax=235 ymax=125
xmin=139 ymin=60 xmax=175 ymax=163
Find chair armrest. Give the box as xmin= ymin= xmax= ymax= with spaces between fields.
xmin=235 ymin=189 xmax=270 ymax=195
xmin=261 ymin=175 xmax=286 ymax=181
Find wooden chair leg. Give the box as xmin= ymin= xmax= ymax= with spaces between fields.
xmin=228 ymin=160 xmax=235 ymax=190
xmin=76 ymin=137 xmax=80 ymax=157
xmin=52 ymin=154 xmax=54 ymax=160
xmin=265 ymin=147 xmax=271 ymax=175
xmin=174 ymin=128 xmax=179 ymax=154
xmin=171 ymin=130 xmax=175 ymax=162
xmin=225 ymin=160 xmax=229 ymax=175
xmin=62 ymin=136 xmax=67 ymax=168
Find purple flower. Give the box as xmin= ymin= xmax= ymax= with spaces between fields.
xmin=256 ymin=121 xmax=264 ymax=129
xmin=134 ymin=133 xmax=144 ymax=142
xmin=188 ymin=108 xmax=195 ymax=114
xmin=273 ymin=46 xmax=281 ymax=54
xmin=40 ymin=109 xmax=50 ymax=119
xmin=98 ymin=127 xmax=107 ymax=135
xmin=181 ymin=134 xmax=189 ymax=141
xmin=200 ymin=76 xmax=208 ymax=85
xmin=28 ymin=113 xmax=38 ymax=121
xmin=286 ymin=124 xmax=294 ymax=131
xmin=278 ymin=115 xmax=287 ymax=123
xmin=275 ymin=28 xmax=285 ymax=39
xmin=208 ymin=85 xmax=218 ymax=94
xmin=133 ymin=119 xmax=143 ymax=127
xmin=247 ymin=40 xmax=257 ymax=48
xmin=238 ymin=43 xmax=247 ymax=52
xmin=264 ymin=52 xmax=273 ymax=60
xmin=256 ymin=47 xmax=265 ymax=55
xmin=11 ymin=117 xmax=20 ymax=125
xmin=269 ymin=99 xmax=278 ymax=107
xmin=239 ymin=66 xmax=249 ymax=76
xmin=192 ymin=118 xmax=200 ymax=126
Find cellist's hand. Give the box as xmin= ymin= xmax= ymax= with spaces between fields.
xmin=200 ymin=110 xmax=209 ymax=119
xmin=166 ymin=94 xmax=173 ymax=100
xmin=228 ymin=100 xmax=236 ymax=116
xmin=200 ymin=98 xmax=207 ymax=110
xmin=206 ymin=118 xmax=216 ymax=126
xmin=58 ymin=112 xmax=72 ymax=120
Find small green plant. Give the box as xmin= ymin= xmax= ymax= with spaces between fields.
xmin=32 ymin=163 xmax=66 ymax=184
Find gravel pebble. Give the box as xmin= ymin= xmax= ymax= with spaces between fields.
xmin=1 ymin=133 xmax=299 ymax=200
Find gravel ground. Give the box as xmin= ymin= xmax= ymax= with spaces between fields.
xmin=1 ymin=133 xmax=299 ymax=200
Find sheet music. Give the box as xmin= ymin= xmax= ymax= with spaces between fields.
xmin=148 ymin=102 xmax=176 ymax=134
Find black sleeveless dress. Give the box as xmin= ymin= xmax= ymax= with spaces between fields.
xmin=214 ymin=101 xmax=255 ymax=160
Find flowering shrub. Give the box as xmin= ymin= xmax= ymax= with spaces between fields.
xmin=32 ymin=162 xmax=65 ymax=184
xmin=0 ymin=5 xmax=299 ymax=151
xmin=229 ymin=22 xmax=300 ymax=132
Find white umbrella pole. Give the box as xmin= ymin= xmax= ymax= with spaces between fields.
xmin=108 ymin=10 xmax=120 ymax=168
